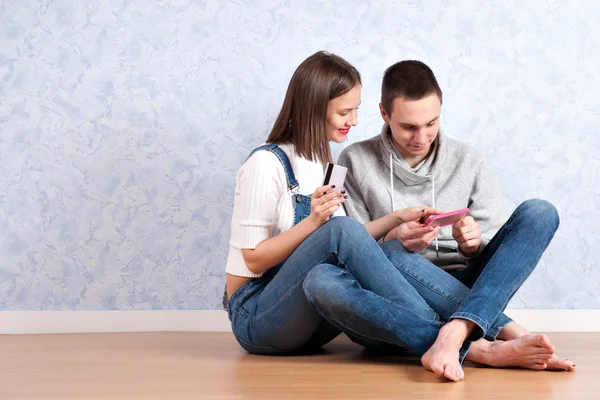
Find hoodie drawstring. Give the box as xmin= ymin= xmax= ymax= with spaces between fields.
xmin=390 ymin=152 xmax=395 ymax=211
xmin=431 ymin=173 xmax=438 ymax=257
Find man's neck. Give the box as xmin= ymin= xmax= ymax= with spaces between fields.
xmin=402 ymin=152 xmax=429 ymax=169
xmin=393 ymin=141 xmax=435 ymax=169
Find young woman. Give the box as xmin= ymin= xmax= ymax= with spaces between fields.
xmin=224 ymin=51 xmax=436 ymax=355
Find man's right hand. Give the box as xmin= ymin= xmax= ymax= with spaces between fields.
xmin=386 ymin=220 xmax=441 ymax=253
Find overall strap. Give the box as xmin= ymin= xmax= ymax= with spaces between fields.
xmin=223 ymin=145 xmax=307 ymax=312
xmin=247 ymin=144 xmax=299 ymax=194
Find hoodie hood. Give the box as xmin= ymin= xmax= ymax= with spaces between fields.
xmin=378 ymin=122 xmax=446 ymax=186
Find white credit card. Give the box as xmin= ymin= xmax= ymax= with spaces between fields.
xmin=322 ymin=163 xmax=347 ymax=191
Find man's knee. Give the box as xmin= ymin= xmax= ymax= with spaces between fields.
xmin=516 ymin=199 xmax=560 ymax=229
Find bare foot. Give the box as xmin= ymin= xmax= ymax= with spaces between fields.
xmin=421 ymin=321 xmax=472 ymax=382
xmin=467 ymin=334 xmax=555 ymax=370
xmin=546 ymin=354 xmax=576 ymax=371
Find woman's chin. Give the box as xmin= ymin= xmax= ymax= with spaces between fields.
xmin=328 ymin=134 xmax=348 ymax=144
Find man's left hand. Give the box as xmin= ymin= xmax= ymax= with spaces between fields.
xmin=452 ymin=216 xmax=481 ymax=257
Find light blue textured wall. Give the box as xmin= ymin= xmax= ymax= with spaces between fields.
xmin=1 ymin=1 xmax=598 ymax=311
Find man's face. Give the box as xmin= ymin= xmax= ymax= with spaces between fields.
xmin=380 ymin=94 xmax=441 ymax=167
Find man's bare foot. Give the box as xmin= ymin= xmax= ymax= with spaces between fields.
xmin=496 ymin=321 xmax=530 ymax=341
xmin=546 ymin=354 xmax=576 ymax=371
xmin=467 ymin=334 xmax=555 ymax=369
xmin=421 ymin=320 xmax=474 ymax=382
xmin=495 ymin=322 xmax=576 ymax=371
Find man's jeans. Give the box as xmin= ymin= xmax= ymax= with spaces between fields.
xmin=303 ymin=199 xmax=559 ymax=358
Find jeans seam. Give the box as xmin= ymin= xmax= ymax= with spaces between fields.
xmin=231 ymin=301 xmax=249 ymax=318
xmin=392 ymin=263 xmax=464 ymax=307
xmin=486 ymin=319 xmax=510 ymax=341
xmin=450 ymin=312 xmax=489 ymax=336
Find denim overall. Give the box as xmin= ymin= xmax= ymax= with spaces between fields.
xmin=222 ymin=144 xmax=311 ymax=311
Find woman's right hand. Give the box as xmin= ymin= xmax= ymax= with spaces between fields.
xmin=308 ymin=185 xmax=347 ymax=227
xmin=395 ymin=206 xmax=443 ymax=224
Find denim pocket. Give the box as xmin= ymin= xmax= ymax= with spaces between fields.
xmin=293 ymin=194 xmax=312 ymax=225
xmin=228 ymin=278 xmax=268 ymax=335
xmin=228 ymin=279 xmax=262 ymax=318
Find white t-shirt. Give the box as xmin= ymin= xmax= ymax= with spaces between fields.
xmin=226 ymin=143 xmax=345 ymax=277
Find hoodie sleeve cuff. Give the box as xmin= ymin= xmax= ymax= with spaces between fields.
xmin=457 ymin=243 xmax=484 ymax=260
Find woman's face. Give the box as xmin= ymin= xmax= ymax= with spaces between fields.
xmin=326 ymin=84 xmax=361 ymax=143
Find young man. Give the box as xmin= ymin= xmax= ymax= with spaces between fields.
xmin=335 ymin=60 xmax=575 ymax=380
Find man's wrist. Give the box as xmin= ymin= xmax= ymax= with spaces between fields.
xmin=458 ymin=243 xmax=481 ymax=258
xmin=384 ymin=226 xmax=399 ymax=242
xmin=383 ymin=229 xmax=394 ymax=242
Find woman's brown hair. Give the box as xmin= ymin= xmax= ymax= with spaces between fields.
xmin=266 ymin=51 xmax=361 ymax=164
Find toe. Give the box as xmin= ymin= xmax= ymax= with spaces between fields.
xmin=444 ymin=364 xmax=464 ymax=382
xmin=559 ymin=359 xmax=576 ymax=371
xmin=457 ymin=366 xmax=465 ymax=381
xmin=431 ymin=360 xmax=445 ymax=376
xmin=537 ymin=334 xmax=554 ymax=351
xmin=420 ymin=355 xmax=431 ymax=371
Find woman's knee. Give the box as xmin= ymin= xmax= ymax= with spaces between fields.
xmin=322 ymin=215 xmax=364 ymax=233
xmin=379 ymin=240 xmax=424 ymax=272
xmin=303 ymin=264 xmax=339 ymax=304
xmin=317 ymin=216 xmax=374 ymax=250
xmin=380 ymin=240 xmax=412 ymax=258
xmin=303 ymin=264 xmax=348 ymax=311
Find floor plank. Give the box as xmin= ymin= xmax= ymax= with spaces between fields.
xmin=0 ymin=332 xmax=596 ymax=399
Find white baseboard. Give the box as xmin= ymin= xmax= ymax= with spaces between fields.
xmin=504 ymin=310 xmax=599 ymax=333
xmin=0 ymin=309 xmax=598 ymax=335
xmin=0 ymin=310 xmax=231 ymax=334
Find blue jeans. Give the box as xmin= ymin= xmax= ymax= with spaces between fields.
xmin=304 ymin=199 xmax=559 ymax=355
xmin=227 ymin=217 xmax=469 ymax=360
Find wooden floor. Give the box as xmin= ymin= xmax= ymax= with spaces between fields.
xmin=0 ymin=332 xmax=597 ymax=399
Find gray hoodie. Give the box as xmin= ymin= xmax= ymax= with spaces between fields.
xmin=338 ymin=124 xmax=505 ymax=270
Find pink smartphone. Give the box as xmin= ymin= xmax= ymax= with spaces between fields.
xmin=422 ymin=208 xmax=470 ymax=227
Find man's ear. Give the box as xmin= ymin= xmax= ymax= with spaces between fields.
xmin=379 ymin=102 xmax=389 ymax=123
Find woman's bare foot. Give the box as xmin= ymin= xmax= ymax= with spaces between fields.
xmin=421 ymin=320 xmax=475 ymax=382
xmin=467 ymin=334 xmax=555 ymax=369
xmin=546 ymin=354 xmax=576 ymax=371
